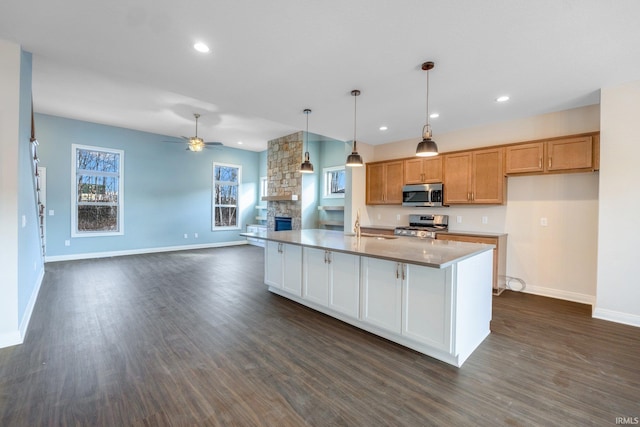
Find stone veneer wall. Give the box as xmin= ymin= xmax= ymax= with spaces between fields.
xmin=266 ymin=132 xmax=303 ymax=230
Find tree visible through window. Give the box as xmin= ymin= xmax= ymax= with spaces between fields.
xmin=72 ymin=144 xmax=124 ymax=236
xmin=323 ymin=166 xmax=346 ymax=198
xmin=213 ymin=163 xmax=241 ymax=229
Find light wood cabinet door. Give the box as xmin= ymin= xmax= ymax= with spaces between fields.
xmin=444 ymin=149 xmax=505 ymax=204
xmin=505 ymin=142 xmax=544 ymax=174
xmin=404 ymin=157 xmax=443 ymax=184
xmin=366 ymin=160 xmax=404 ymax=205
xmin=443 ymin=153 xmax=472 ymax=204
xmin=472 ymin=148 xmax=505 ymax=204
xmin=547 ymin=136 xmax=593 ymax=171
xmin=506 ymin=136 xmax=594 ymax=175
xmin=366 ymin=163 xmax=385 ymax=204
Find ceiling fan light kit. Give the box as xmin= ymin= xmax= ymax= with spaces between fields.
xmin=416 ymin=61 xmax=439 ymax=157
xmin=300 ymin=108 xmax=314 ymax=174
xmin=346 ymin=90 xmax=364 ymax=167
xmin=178 ymin=113 xmax=223 ymax=152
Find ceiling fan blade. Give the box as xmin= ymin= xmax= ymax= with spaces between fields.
xmin=203 ymin=141 xmax=223 ymax=146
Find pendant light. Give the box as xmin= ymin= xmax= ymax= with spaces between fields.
xmin=300 ymin=108 xmax=314 ymax=173
xmin=346 ymin=89 xmax=364 ymax=167
xmin=416 ymin=61 xmax=439 ymax=157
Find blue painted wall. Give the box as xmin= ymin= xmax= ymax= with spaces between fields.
xmin=36 ymin=113 xmax=261 ymax=258
xmin=17 ymin=50 xmax=43 ymax=322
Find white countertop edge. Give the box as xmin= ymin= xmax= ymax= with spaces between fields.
xmin=240 ymin=229 xmax=494 ymax=269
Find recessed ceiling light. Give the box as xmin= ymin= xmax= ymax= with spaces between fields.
xmin=193 ymin=42 xmax=210 ymax=53
xmin=237 ymin=141 xmax=243 ymax=145
xmin=496 ymin=95 xmax=510 ymax=103
xmin=379 ymin=126 xmax=388 ymax=131
xmin=430 ymin=113 xmax=440 ymax=119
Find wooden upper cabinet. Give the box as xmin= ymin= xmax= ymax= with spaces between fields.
xmin=444 ymin=148 xmax=505 ymax=205
xmin=547 ymin=136 xmax=593 ymax=171
xmin=506 ymin=136 xmax=595 ymax=175
xmin=404 ymin=157 xmax=443 ymax=184
xmin=366 ymin=160 xmax=404 ymax=205
xmin=505 ymin=142 xmax=544 ymax=174
xmin=443 ymin=152 xmax=472 ymax=204
xmin=472 ymin=148 xmax=505 ymax=204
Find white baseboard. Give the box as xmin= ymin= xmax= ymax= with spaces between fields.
xmin=19 ymin=266 xmax=45 ymax=339
xmin=44 ymin=240 xmax=249 ymax=263
xmin=0 ymin=266 xmax=45 ymax=349
xmin=592 ymin=307 xmax=640 ymax=328
xmin=0 ymin=331 xmax=22 ymax=349
xmin=518 ymin=284 xmax=596 ymax=306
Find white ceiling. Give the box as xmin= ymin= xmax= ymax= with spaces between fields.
xmin=1 ymin=0 xmax=639 ymax=152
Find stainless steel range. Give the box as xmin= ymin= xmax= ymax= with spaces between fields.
xmin=394 ymin=214 xmax=449 ymax=238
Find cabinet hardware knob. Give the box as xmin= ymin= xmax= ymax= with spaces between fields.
xmin=539 ymin=157 xmax=542 ymax=169
xmin=549 ymin=157 xmax=552 ymax=169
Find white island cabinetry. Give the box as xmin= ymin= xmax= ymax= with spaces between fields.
xmin=361 ymin=257 xmax=402 ymax=333
xmin=361 ymin=258 xmax=452 ymax=353
xmin=243 ymin=229 xmax=494 ymax=367
xmin=303 ymin=247 xmax=360 ymax=318
xmin=265 ymin=241 xmax=302 ymax=296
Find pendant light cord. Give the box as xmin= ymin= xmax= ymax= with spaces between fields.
xmin=425 ymin=69 xmax=430 ymax=127
xmin=353 ymin=92 xmax=358 ymax=151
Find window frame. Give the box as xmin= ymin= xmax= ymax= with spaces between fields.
xmin=212 ymin=162 xmax=242 ymax=231
xmin=71 ymin=144 xmax=124 ymax=237
xmin=323 ymin=165 xmax=346 ymax=199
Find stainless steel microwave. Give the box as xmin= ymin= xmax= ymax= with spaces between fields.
xmin=402 ymin=183 xmax=444 ymax=207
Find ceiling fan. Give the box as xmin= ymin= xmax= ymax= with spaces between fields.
xmin=177 ymin=113 xmax=223 ymax=152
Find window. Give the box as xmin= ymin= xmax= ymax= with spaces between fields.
xmin=323 ymin=166 xmax=346 ymax=198
xmin=260 ymin=176 xmax=268 ymax=201
xmin=213 ymin=163 xmax=241 ymax=229
xmin=71 ymin=144 xmax=124 ymax=237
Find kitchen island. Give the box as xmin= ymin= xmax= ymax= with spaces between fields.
xmin=241 ymin=229 xmax=494 ymax=367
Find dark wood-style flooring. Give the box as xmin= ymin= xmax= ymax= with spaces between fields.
xmin=1 ymin=245 xmax=638 ymax=426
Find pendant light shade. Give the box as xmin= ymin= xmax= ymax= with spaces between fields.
xmin=346 ymin=90 xmax=364 ymax=167
xmin=416 ymin=61 xmax=439 ymax=157
xmin=300 ymin=108 xmax=314 ymax=173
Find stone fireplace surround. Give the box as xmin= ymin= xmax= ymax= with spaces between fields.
xmin=265 ymin=132 xmax=303 ymax=231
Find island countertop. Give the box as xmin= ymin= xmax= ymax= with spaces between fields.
xmin=240 ymin=229 xmax=494 ymax=269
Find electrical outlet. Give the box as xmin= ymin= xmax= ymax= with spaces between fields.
xmin=396 ymin=214 xmax=401 ymax=221
xmin=377 ymin=214 xmax=381 ymax=220
xmin=540 ymin=217 xmax=548 ymax=227
xmin=482 ymin=216 xmax=488 ymax=225
xmin=64 ymin=240 xmax=70 ymax=247
xmin=456 ymin=216 xmax=463 ymax=224
xmin=194 ymin=233 xmax=199 ymax=238
xmin=48 ymin=210 xmax=54 ymax=216
xmin=184 ymin=233 xmax=188 ymax=239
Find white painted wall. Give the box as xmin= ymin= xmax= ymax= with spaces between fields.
xmin=595 ymin=80 xmax=640 ymax=326
xmin=0 ymin=39 xmax=21 ymax=346
xmin=359 ymin=105 xmax=600 ymax=305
